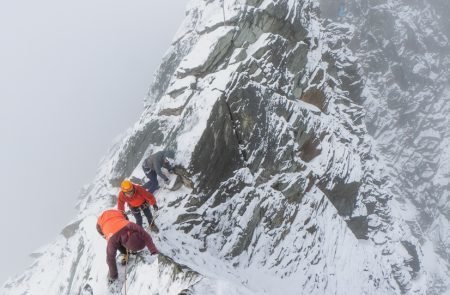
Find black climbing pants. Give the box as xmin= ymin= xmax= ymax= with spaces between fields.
xmin=130 ymin=203 xmax=153 ymax=227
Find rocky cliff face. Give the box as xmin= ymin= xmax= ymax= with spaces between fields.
xmin=2 ymin=0 xmax=448 ymax=294
xmin=318 ymin=0 xmax=450 ymax=293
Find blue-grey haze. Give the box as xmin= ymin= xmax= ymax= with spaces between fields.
xmin=0 ymin=0 xmax=188 ymax=284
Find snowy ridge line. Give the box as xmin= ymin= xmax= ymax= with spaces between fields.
xmin=2 ymin=0 xmax=440 ymax=294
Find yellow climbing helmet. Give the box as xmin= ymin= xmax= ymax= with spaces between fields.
xmin=121 ymin=180 xmax=134 ymax=193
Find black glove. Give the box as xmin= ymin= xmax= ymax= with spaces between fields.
xmin=153 ymin=204 xmax=159 ymax=211
xmin=108 ymin=276 xmax=116 ymax=284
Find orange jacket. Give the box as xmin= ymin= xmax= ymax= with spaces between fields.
xmin=97 ymin=209 xmax=130 ymax=240
xmin=117 ymin=184 xmax=156 ymax=211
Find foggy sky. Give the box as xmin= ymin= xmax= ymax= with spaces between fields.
xmin=0 ymin=0 xmax=188 ymax=284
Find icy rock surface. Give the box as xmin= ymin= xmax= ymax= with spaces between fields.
xmin=318 ymin=0 xmax=450 ymax=293
xmin=2 ymin=0 xmax=448 ymax=294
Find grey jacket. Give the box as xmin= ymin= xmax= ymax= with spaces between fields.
xmin=142 ymin=151 xmax=172 ymax=181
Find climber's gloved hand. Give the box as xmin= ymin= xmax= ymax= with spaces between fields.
xmin=108 ymin=276 xmax=116 ymax=284
xmin=153 ymin=204 xmax=159 ymax=211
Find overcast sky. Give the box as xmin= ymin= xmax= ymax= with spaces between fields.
xmin=0 ymin=0 xmax=188 ymax=284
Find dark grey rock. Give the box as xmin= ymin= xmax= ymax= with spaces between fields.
xmin=346 ymin=216 xmax=369 ymax=239
xmin=189 ymin=98 xmax=242 ymax=194
xmin=61 ymin=220 xmax=83 ymax=239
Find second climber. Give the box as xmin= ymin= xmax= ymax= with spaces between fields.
xmin=118 ymin=179 xmax=159 ymax=231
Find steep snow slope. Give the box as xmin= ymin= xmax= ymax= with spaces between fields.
xmin=2 ymin=0 xmax=445 ymax=294
xmin=318 ymin=0 xmax=450 ymax=293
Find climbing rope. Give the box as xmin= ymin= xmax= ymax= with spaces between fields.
xmin=150 ymin=211 xmax=159 ymax=230
xmin=124 ymin=249 xmax=129 ymax=295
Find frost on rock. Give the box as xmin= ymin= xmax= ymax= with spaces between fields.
xmin=318 ymin=0 xmax=450 ymax=292
xmin=2 ymin=0 xmax=448 ymax=294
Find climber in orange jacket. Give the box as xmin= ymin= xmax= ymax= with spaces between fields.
xmin=96 ymin=209 xmax=158 ymax=282
xmin=117 ymin=180 xmax=158 ymax=229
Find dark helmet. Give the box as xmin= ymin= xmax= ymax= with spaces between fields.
xmin=164 ymin=148 xmax=175 ymax=159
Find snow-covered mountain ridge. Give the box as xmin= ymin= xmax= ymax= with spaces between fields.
xmin=2 ymin=0 xmax=448 ymax=294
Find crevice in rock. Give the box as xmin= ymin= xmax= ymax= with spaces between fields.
xmin=222 ymin=97 xmax=248 ymax=162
